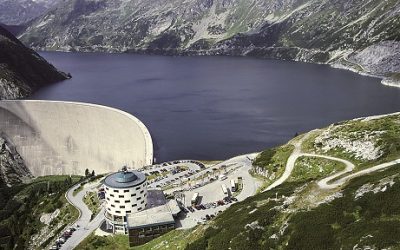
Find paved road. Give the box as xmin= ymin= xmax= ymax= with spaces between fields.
xmin=61 ymin=182 xmax=105 ymax=250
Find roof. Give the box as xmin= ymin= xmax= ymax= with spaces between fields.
xmin=127 ymin=204 xmax=175 ymax=229
xmin=166 ymin=199 xmax=181 ymax=216
xmin=147 ymin=189 xmax=167 ymax=208
xmin=104 ymin=170 xmax=146 ymax=189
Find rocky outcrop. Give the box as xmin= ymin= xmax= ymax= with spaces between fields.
xmin=0 ymin=136 xmax=32 ymax=187
xmin=0 ymin=25 xmax=69 ymax=100
xmin=19 ymin=0 xmax=400 ymax=84
xmin=0 ymin=0 xmax=61 ymax=25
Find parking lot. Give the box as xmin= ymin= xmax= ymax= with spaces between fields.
xmin=164 ymin=154 xmax=262 ymax=229
xmin=139 ymin=160 xmax=205 ymax=189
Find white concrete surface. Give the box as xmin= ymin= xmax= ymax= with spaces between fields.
xmin=0 ymin=100 xmax=153 ymax=176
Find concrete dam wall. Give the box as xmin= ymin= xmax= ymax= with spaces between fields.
xmin=0 ymin=100 xmax=153 ymax=176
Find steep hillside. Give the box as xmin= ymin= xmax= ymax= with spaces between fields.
xmin=0 ymin=176 xmax=80 ymax=250
xmin=0 ymin=136 xmax=32 ymax=187
xmin=0 ymin=23 xmax=26 ymax=36
xmin=0 ymin=26 xmax=69 ymax=100
xmin=0 ymin=0 xmax=62 ymax=25
xmin=20 ymin=0 xmax=400 ymax=84
xmin=77 ymin=113 xmax=400 ymax=249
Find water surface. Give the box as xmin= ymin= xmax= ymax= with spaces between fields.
xmin=32 ymin=52 xmax=400 ymax=162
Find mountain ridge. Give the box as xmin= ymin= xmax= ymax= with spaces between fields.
xmin=19 ymin=0 xmax=400 ymax=85
xmin=0 ymin=25 xmax=69 ymax=100
xmin=0 ymin=0 xmax=62 ymax=25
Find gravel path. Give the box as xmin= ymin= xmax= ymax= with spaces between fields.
xmin=264 ymin=131 xmax=400 ymax=192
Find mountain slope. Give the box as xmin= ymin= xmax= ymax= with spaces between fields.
xmin=0 ymin=25 xmax=69 ymax=100
xmin=19 ymin=0 xmax=400 ymax=84
xmin=0 ymin=136 xmax=32 ymax=187
xmin=77 ymin=112 xmax=400 ymax=249
xmin=0 ymin=0 xmax=62 ymax=25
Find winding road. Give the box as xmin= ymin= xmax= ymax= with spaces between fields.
xmin=264 ymin=134 xmax=310 ymax=191
xmin=61 ymin=182 xmax=105 ymax=250
xmin=263 ymin=132 xmax=400 ymax=192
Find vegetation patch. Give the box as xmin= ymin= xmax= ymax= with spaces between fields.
xmin=77 ymin=233 xmax=130 ymax=250
xmin=0 ymin=175 xmax=80 ymax=249
xmin=252 ymin=144 xmax=294 ymax=191
xmin=290 ymin=156 xmax=346 ymax=182
xmin=83 ymin=191 xmax=101 ymax=219
xmin=77 ymin=228 xmax=203 ymax=250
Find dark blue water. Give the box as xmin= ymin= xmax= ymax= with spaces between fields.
xmin=32 ymin=52 xmax=400 ymax=162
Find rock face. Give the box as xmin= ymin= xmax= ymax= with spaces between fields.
xmin=19 ymin=0 xmax=400 ymax=82
xmin=0 ymin=25 xmax=68 ymax=100
xmin=0 ymin=136 xmax=32 ymax=187
xmin=0 ymin=0 xmax=61 ymax=25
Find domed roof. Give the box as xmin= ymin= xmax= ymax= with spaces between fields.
xmin=104 ymin=170 xmax=146 ymax=189
xmin=115 ymin=171 xmax=138 ymax=183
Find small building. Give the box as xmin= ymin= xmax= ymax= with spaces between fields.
xmin=127 ymin=204 xmax=175 ymax=247
xmin=103 ymin=170 xmax=148 ymax=234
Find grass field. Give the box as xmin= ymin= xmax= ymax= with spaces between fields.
xmin=289 ymin=156 xmax=346 ymax=182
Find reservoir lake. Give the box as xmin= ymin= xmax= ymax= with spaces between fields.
xmin=32 ymin=52 xmax=400 ymax=162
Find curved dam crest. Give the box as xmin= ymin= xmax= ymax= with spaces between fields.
xmin=0 ymin=100 xmax=153 ymax=176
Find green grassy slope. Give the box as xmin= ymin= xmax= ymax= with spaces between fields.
xmin=0 ymin=175 xmax=81 ymax=249
xmin=77 ymin=113 xmax=400 ymax=250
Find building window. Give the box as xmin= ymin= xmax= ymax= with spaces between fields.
xmin=115 ymin=211 xmax=121 ymax=214
xmin=136 ymin=187 xmax=141 ymax=190
xmin=111 ymin=204 xmax=115 ymax=208
xmin=126 ymin=210 xmax=131 ymax=213
xmin=137 ymin=197 xmax=142 ymax=201
xmin=120 ymin=205 xmax=125 ymax=209
xmin=138 ymin=207 xmax=142 ymax=211
xmin=140 ymin=190 xmax=144 ymax=194
xmin=119 ymin=195 xmax=124 ymax=198
xmin=107 ymin=197 xmax=110 ymax=201
xmin=141 ymin=200 xmax=144 ymax=204
xmin=110 ymin=194 xmax=114 ymax=197
xmin=124 ymin=190 xmax=129 ymax=193
xmin=132 ymin=204 xmax=137 ymax=207
xmin=125 ymin=200 xmax=130 ymax=203
xmin=113 ymin=190 xmax=119 ymax=193
xmin=131 ymin=193 xmax=136 ymax=197
xmin=105 ymin=187 xmax=109 ymax=190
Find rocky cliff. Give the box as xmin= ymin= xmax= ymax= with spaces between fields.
xmin=0 ymin=136 xmax=32 ymax=187
xmin=0 ymin=0 xmax=62 ymax=25
xmin=19 ymin=0 xmax=400 ymax=84
xmin=0 ymin=25 xmax=69 ymax=100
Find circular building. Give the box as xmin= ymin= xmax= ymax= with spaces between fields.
xmin=104 ymin=170 xmax=148 ymax=233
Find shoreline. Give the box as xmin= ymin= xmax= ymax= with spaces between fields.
xmin=34 ymin=48 xmax=398 ymax=88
